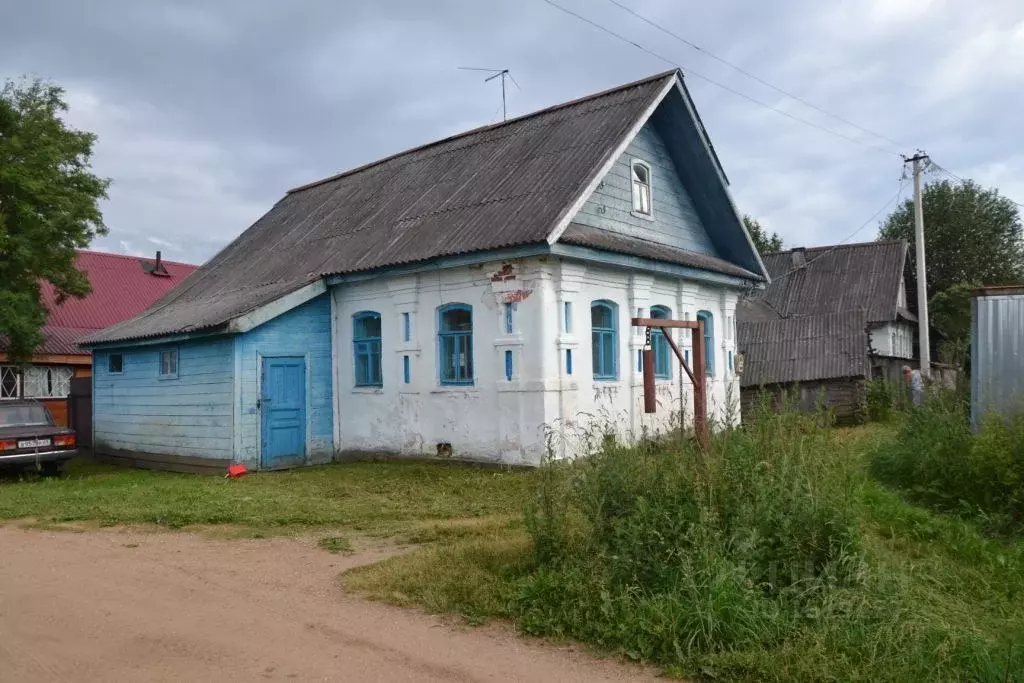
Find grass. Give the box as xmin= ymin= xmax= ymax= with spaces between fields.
xmin=343 ymin=414 xmax=1024 ymax=682
xmin=317 ymin=535 xmax=354 ymax=554
xmin=0 ymin=458 xmax=533 ymax=535
xmin=4 ymin=416 xmax=1023 ymax=680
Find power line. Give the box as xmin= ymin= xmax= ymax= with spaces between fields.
xmin=923 ymin=160 xmax=1024 ymax=210
xmin=539 ymin=0 xmax=902 ymax=159
xmin=603 ymin=0 xmax=907 ymax=153
xmin=766 ymin=174 xmax=907 ymax=288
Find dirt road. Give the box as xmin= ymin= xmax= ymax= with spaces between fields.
xmin=0 ymin=527 xmax=653 ymax=682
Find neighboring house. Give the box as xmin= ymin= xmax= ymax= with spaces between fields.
xmin=82 ymin=70 xmax=768 ymax=471
xmin=737 ymin=241 xmax=916 ymax=422
xmin=0 ymin=251 xmax=196 ymax=426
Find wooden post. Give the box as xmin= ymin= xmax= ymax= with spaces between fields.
xmin=642 ymin=348 xmax=656 ymax=413
xmin=691 ymin=320 xmax=708 ymax=448
xmin=630 ymin=317 xmax=708 ymax=449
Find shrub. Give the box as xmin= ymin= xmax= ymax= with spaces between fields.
xmin=865 ymin=378 xmax=896 ymax=422
xmin=513 ymin=401 xmax=867 ymax=672
xmin=872 ymin=390 xmax=1024 ymax=530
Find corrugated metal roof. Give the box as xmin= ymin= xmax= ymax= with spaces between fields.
xmin=559 ymin=223 xmax=763 ymax=280
xmin=737 ymin=311 xmax=869 ymax=387
xmin=15 ymin=251 xmax=197 ymax=356
xmin=85 ymin=71 xmax=680 ymax=345
xmin=748 ymin=240 xmax=909 ymax=324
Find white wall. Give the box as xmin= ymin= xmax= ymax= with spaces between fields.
xmin=870 ymin=321 xmax=915 ymax=359
xmin=331 ymin=257 xmax=555 ymax=465
xmin=331 ymin=256 xmax=743 ymax=465
xmin=549 ymin=261 xmax=740 ymax=458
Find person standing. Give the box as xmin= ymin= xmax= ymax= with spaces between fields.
xmin=903 ymin=365 xmax=925 ymax=407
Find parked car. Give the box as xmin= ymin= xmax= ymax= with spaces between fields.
xmin=0 ymin=400 xmax=77 ymax=476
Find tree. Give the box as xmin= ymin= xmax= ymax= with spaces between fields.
xmin=0 ymin=78 xmax=109 ymax=361
xmin=743 ymin=214 xmax=783 ymax=256
xmin=879 ymin=179 xmax=1024 ymax=300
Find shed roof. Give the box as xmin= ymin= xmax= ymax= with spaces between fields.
xmin=85 ymin=70 xmax=765 ymax=346
xmin=745 ymin=240 xmax=909 ymax=324
xmin=737 ymin=311 xmax=869 ymax=387
xmin=22 ymin=251 xmax=197 ymax=356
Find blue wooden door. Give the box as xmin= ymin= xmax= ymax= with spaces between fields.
xmin=261 ymin=357 xmax=306 ymax=469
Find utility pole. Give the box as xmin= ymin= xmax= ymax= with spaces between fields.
xmin=907 ymin=152 xmax=931 ymax=378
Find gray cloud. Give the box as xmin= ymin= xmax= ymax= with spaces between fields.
xmin=2 ymin=0 xmax=1022 ymax=264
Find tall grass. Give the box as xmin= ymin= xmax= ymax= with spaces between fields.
xmin=508 ymin=398 xmax=1024 ymax=680
xmin=872 ymin=390 xmax=1024 ymax=531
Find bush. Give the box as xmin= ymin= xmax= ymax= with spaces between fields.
xmin=872 ymin=390 xmax=1024 ymax=530
xmin=513 ymin=401 xmax=869 ymax=674
xmin=865 ymin=378 xmax=896 ymax=422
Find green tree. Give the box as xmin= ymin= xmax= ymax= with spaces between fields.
xmin=743 ymin=214 xmax=783 ymax=255
xmin=0 ymin=78 xmax=109 ymax=361
xmin=879 ymin=179 xmax=1024 ymax=299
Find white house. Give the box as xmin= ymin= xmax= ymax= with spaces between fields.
xmin=83 ymin=69 xmax=768 ymax=471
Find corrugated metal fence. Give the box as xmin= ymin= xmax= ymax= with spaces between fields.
xmin=971 ymin=287 xmax=1024 ymax=426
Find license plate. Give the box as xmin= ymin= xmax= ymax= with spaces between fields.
xmin=17 ymin=439 xmax=51 ymax=449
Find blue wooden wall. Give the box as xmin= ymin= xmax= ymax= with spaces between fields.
xmin=572 ymin=119 xmax=718 ymax=256
xmin=93 ymin=339 xmax=234 ymax=460
xmin=235 ymin=293 xmax=333 ymax=467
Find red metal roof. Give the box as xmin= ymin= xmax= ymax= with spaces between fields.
xmin=38 ymin=250 xmax=197 ymax=356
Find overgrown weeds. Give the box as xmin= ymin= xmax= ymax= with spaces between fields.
xmin=872 ymin=389 xmax=1024 ymax=532
xmin=505 ymin=398 xmax=1024 ymax=680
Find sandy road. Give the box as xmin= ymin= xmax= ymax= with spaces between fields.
xmin=0 ymin=527 xmax=654 ymax=682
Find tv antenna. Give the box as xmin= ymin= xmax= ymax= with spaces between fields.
xmin=457 ymin=67 xmax=520 ymax=121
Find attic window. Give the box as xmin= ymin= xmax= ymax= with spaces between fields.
xmin=631 ymin=160 xmax=652 ymax=216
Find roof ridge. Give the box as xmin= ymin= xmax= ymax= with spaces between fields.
xmin=766 ymin=238 xmax=906 ymax=256
xmin=286 ymin=69 xmax=680 ymax=195
xmin=76 ymin=249 xmax=198 ymax=269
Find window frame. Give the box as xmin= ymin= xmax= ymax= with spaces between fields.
xmin=108 ymin=353 xmax=124 ymax=375
xmin=650 ymin=305 xmax=672 ymax=380
xmin=630 ymin=159 xmax=653 ymax=217
xmin=697 ymin=310 xmax=715 ymax=376
xmin=158 ymin=348 xmax=179 ymax=380
xmin=23 ymin=366 xmax=74 ymax=399
xmin=0 ymin=365 xmax=21 ymax=400
xmin=437 ymin=303 xmax=474 ymax=386
xmin=353 ymin=310 xmax=384 ymax=387
xmin=591 ymin=300 xmax=618 ymax=381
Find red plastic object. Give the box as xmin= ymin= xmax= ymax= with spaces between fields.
xmin=226 ymin=464 xmax=248 ymax=479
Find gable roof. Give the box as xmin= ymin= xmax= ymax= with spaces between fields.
xmin=85 ymin=70 xmax=765 ymax=346
xmin=737 ymin=311 xmax=869 ymax=387
xmin=28 ymin=251 xmax=197 ymax=356
xmin=741 ymin=240 xmax=911 ymax=325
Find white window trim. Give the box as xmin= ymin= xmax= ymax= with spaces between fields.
xmin=630 ymin=158 xmax=653 ymax=220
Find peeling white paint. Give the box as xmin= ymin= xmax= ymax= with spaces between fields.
xmin=331 ymin=256 xmax=741 ymax=465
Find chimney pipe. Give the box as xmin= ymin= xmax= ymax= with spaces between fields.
xmin=791 ymin=248 xmax=806 ymax=269
xmin=155 ymin=251 xmax=162 ymax=269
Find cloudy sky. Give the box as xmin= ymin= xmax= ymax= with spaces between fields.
xmin=3 ymin=0 xmax=1023 ymax=265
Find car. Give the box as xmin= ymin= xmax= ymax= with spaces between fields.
xmin=0 ymin=400 xmax=77 ymax=476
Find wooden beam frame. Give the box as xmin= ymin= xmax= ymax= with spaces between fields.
xmin=631 ymin=316 xmax=708 ymax=448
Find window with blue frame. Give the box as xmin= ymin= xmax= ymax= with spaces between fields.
xmin=353 ymin=311 xmax=383 ymax=386
xmin=591 ymin=300 xmax=618 ymax=380
xmin=697 ymin=310 xmax=714 ymax=376
xmin=650 ymin=305 xmax=671 ymax=379
xmin=438 ymin=303 xmax=473 ymax=385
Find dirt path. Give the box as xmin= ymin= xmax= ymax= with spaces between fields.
xmin=0 ymin=527 xmax=654 ymax=682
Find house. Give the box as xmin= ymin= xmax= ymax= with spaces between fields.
xmin=737 ymin=240 xmax=916 ymax=422
xmin=82 ymin=69 xmax=768 ymax=471
xmin=0 ymin=250 xmax=196 ymax=426
xmin=971 ymin=285 xmax=1024 ymax=425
